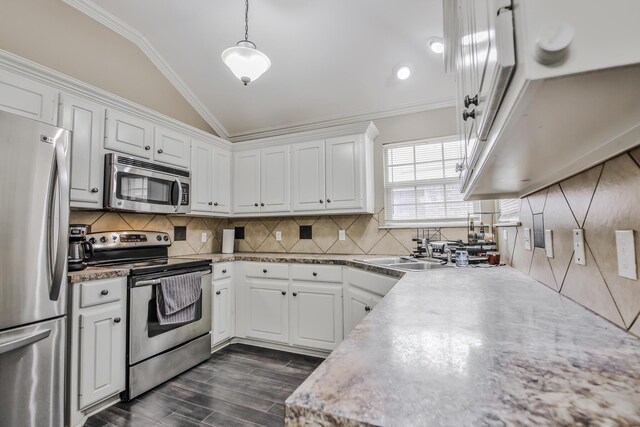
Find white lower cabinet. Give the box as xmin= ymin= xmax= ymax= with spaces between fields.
xmin=344 ymin=285 xmax=382 ymax=337
xmin=212 ymin=263 xmax=235 ymax=347
xmin=290 ymin=282 xmax=343 ymax=351
xmin=244 ymin=279 xmax=290 ymax=343
xmin=69 ymin=277 xmax=126 ymax=427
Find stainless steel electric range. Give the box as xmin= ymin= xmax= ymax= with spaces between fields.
xmin=86 ymin=230 xmax=212 ymax=400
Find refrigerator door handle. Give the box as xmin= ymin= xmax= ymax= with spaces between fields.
xmin=0 ymin=329 xmax=51 ymax=355
xmin=50 ymin=140 xmax=69 ymax=301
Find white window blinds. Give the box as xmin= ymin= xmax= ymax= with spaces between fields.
xmin=383 ymin=138 xmax=474 ymax=227
xmin=498 ymin=199 xmax=520 ymax=222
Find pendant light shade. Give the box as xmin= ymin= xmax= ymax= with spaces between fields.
xmin=222 ymin=0 xmax=270 ymax=86
xmin=222 ymin=41 xmax=271 ymax=85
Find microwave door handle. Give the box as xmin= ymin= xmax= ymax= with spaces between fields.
xmin=174 ymin=178 xmax=182 ymax=212
xmin=50 ymin=140 xmax=69 ymax=301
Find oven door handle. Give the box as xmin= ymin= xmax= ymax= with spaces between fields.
xmin=173 ymin=178 xmax=182 ymax=212
xmin=135 ymin=280 xmax=162 ymax=287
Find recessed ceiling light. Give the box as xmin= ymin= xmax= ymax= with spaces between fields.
xmin=395 ymin=65 xmax=412 ymax=80
xmin=428 ymin=37 xmax=444 ymax=54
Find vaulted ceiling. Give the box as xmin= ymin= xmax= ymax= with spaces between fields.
xmin=66 ymin=0 xmax=456 ymax=140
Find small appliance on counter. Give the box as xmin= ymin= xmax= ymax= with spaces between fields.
xmin=67 ymin=224 xmax=93 ymax=271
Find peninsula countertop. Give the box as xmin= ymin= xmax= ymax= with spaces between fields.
xmin=285 ymin=267 xmax=640 ymax=426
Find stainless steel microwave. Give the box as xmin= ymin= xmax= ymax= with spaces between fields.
xmin=104 ymin=153 xmax=190 ymax=214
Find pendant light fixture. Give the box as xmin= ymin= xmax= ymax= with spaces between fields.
xmin=221 ymin=0 xmax=271 ymax=86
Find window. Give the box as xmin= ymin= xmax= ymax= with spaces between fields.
xmin=498 ymin=199 xmax=520 ymax=223
xmin=383 ymin=137 xmax=475 ymax=227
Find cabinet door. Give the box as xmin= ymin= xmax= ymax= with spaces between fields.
xmin=245 ymin=280 xmax=289 ymax=344
xmin=325 ymin=136 xmax=362 ymax=210
xmin=0 ymin=68 xmax=58 ymax=125
xmin=153 ymin=126 xmax=191 ymax=168
xmin=212 ymin=278 xmax=234 ymax=346
xmin=233 ymin=149 xmax=261 ymax=213
xmin=290 ymin=283 xmax=343 ymax=351
xmin=60 ymin=94 xmax=105 ymax=208
xmin=79 ymin=305 xmax=125 ymax=409
xmin=190 ymin=139 xmax=214 ymax=213
xmin=212 ymin=147 xmax=232 ymax=213
xmin=344 ymin=286 xmax=373 ymax=337
xmin=104 ymin=109 xmax=153 ymax=159
xmin=291 ymin=140 xmax=325 ymax=211
xmin=261 ymin=145 xmax=291 ymax=213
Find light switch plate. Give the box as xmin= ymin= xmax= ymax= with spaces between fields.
xmin=201 ymin=232 xmax=208 ymax=243
xmin=544 ymin=230 xmax=554 ymax=258
xmin=503 ymin=229 xmax=508 ymax=241
xmin=523 ymin=228 xmax=532 ymax=251
xmin=615 ymin=230 xmax=637 ymax=280
xmin=275 ymin=231 xmax=282 ymax=241
xmin=338 ymin=230 xmax=346 ymax=241
xmin=573 ymin=229 xmax=586 ymax=265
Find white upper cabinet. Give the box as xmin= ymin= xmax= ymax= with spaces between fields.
xmin=153 ymin=126 xmax=191 ymax=169
xmin=60 ymin=94 xmax=105 ymax=208
xmin=325 ymin=135 xmax=362 ymax=210
xmin=190 ymin=139 xmax=215 ymax=213
xmin=104 ymin=109 xmax=153 ymax=159
xmin=233 ymin=149 xmax=261 ymax=213
xmin=291 ymin=140 xmax=325 ymax=212
xmin=0 ymin=68 xmax=58 ymax=125
xmin=260 ymin=145 xmax=290 ymax=213
xmin=212 ymin=146 xmax=232 ymax=213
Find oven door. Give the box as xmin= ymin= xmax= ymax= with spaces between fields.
xmin=105 ymin=156 xmax=190 ymax=214
xmin=128 ymin=267 xmax=211 ymax=365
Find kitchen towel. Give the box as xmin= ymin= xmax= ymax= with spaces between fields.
xmin=222 ymin=229 xmax=235 ymax=254
xmin=156 ymin=272 xmax=202 ymax=325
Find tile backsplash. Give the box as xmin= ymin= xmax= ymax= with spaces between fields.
xmin=498 ymin=147 xmax=640 ymax=338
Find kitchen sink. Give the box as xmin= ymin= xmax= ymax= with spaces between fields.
xmin=359 ymin=257 xmax=418 ymax=266
xmin=387 ymin=262 xmax=453 ymax=270
xmin=355 ymin=257 xmax=454 ymax=271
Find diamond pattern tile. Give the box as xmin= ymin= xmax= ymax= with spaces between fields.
xmin=630 ymin=317 xmax=640 ymax=338
xmin=629 ymin=148 xmax=640 ymax=167
xmin=369 ymin=233 xmax=409 ymax=255
xmin=559 ymin=164 xmax=603 ymax=227
xmin=542 ymin=185 xmax=577 ymax=287
xmin=326 ymin=235 xmax=365 ymax=255
xmin=528 ymin=188 xmax=548 ymax=214
xmin=497 ymin=226 xmax=517 ymax=266
xmin=120 ymin=213 xmax=155 ymax=230
xmin=273 ymin=218 xmax=299 ymax=252
xmin=346 ymin=215 xmax=386 ymax=253
xmin=311 ymin=217 xmax=339 ymax=252
xmin=511 ymin=199 xmax=534 ymax=275
xmin=70 ymin=210 xmax=104 ymax=226
xmin=256 ymin=235 xmax=287 ymax=253
xmin=583 ymin=154 xmax=640 ymax=326
xmin=330 ymin=215 xmax=358 ymax=230
xmin=243 ymin=221 xmax=270 ymax=251
xmin=186 ymin=217 xmax=211 ymax=253
xmin=529 ymin=248 xmax=557 ymax=291
xmin=90 ymin=213 xmax=132 ymax=233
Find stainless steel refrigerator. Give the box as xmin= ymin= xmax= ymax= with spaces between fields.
xmin=0 ymin=110 xmax=70 ymax=427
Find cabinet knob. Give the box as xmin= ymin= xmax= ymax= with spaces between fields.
xmin=144 ymin=145 xmax=151 ymax=151
xmin=157 ymin=148 xmax=164 ymax=154
xmin=292 ymin=292 xmax=298 ymax=297
xmin=260 ymin=202 xmax=265 ymax=207
xmin=216 ymin=290 xmax=221 ymax=295
xmin=100 ymin=289 xmax=109 ymax=296
xmin=312 ymin=272 xmax=318 ymax=277
xmin=254 ymin=203 xmax=259 ymax=207
xmin=464 ymin=94 xmax=478 ymax=108
xmin=222 ymin=269 xmax=227 ymax=274
xmin=114 ymin=317 xmax=121 ymax=323
xmin=364 ymin=306 xmax=371 ymax=312
xmin=326 ymin=199 xmax=331 ymax=203
xmin=281 ymin=290 xmax=286 ymax=296
xmin=263 ymin=268 xmax=268 ymax=273
xmin=462 ymin=109 xmax=476 ymax=121
xmin=214 ymin=202 xmax=219 ymax=206
xmin=319 ymin=199 xmax=324 ymax=204
xmin=91 ymin=188 xmax=99 ymax=193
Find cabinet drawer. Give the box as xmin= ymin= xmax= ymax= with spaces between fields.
xmin=290 ymin=264 xmax=342 ymax=283
xmin=243 ymin=262 xmax=289 ymax=280
xmin=80 ymin=279 xmax=123 ymax=308
xmin=213 ymin=262 xmax=233 ymax=280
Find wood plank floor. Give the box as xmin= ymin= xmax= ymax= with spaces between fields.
xmin=85 ymin=344 xmax=323 ymax=427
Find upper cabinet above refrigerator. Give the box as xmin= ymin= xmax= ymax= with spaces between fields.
xmin=445 ymin=0 xmax=640 ymax=200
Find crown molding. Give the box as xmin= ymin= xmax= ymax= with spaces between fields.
xmin=62 ymin=0 xmax=229 ymax=138
xmin=0 ymin=49 xmax=232 ymax=148
xmin=226 ymin=97 xmax=457 ymax=142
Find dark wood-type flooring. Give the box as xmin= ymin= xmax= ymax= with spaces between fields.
xmin=85 ymin=344 xmax=323 ymax=427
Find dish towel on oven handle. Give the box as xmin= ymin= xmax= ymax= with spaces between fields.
xmin=156 ymin=272 xmax=202 ymax=325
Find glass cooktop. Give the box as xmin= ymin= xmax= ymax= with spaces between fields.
xmin=92 ymin=257 xmax=210 ymax=275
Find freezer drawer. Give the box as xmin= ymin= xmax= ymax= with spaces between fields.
xmin=0 ymin=317 xmax=65 ymax=427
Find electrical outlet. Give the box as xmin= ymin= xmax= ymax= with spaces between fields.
xmin=503 ymin=229 xmax=508 ymax=241
xmin=523 ymin=228 xmax=532 ymax=251
xmin=201 ymin=232 xmax=208 ymax=243
xmin=544 ymin=230 xmax=554 ymax=258
xmin=615 ymin=230 xmax=637 ymax=280
xmin=573 ymin=228 xmax=586 ymax=265
xmin=338 ymin=230 xmax=346 ymax=241
xmin=275 ymin=231 xmax=282 ymax=241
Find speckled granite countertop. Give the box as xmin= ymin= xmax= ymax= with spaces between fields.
xmin=285 ymin=267 xmax=640 ymax=426
xmin=68 ymin=266 xmax=129 ymax=284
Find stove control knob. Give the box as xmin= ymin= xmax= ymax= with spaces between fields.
xmin=156 ymin=235 xmax=162 ymax=241
xmin=99 ymin=236 xmax=107 ymax=243
xmin=163 ymin=235 xmax=169 ymax=241
xmin=89 ymin=237 xmax=96 ymax=244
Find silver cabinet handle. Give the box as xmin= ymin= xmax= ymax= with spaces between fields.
xmin=51 ymin=140 xmax=69 ymax=301
xmin=0 ymin=329 xmax=50 ymax=355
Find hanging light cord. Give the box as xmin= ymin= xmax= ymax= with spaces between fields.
xmin=244 ymin=0 xmax=249 ymax=41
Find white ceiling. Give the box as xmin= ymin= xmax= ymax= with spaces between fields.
xmin=71 ymin=0 xmax=456 ymax=140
